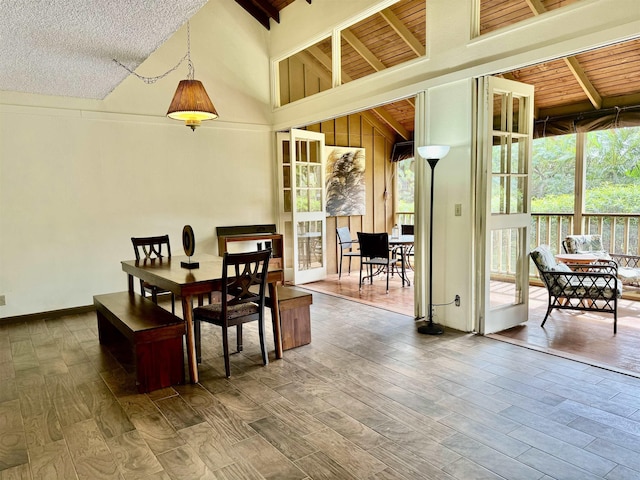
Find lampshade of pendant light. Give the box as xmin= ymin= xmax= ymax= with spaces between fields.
xmin=167 ymin=79 xmax=218 ymax=131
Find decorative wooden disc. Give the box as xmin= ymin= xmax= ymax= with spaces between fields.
xmin=182 ymin=225 xmax=195 ymax=257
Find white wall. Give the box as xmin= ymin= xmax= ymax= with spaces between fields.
xmin=0 ymin=0 xmax=274 ymax=317
xmin=425 ymin=80 xmax=474 ymax=332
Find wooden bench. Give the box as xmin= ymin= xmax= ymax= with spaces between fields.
xmin=267 ymin=285 xmax=312 ymax=350
xmin=94 ymin=291 xmax=185 ymax=393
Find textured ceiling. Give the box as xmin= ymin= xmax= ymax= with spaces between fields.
xmin=0 ymin=0 xmax=208 ymax=99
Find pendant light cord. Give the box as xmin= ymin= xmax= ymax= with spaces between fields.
xmin=113 ymin=22 xmax=193 ymax=84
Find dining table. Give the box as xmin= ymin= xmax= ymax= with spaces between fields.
xmin=122 ymin=253 xmax=284 ymax=384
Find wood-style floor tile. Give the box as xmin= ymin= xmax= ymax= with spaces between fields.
xmin=0 ymin=400 xmax=28 ymax=471
xmin=63 ymin=418 xmax=119 ymax=479
xmin=3 ymin=289 xmax=640 ymax=479
xmin=28 ymin=440 xmax=75 ymax=480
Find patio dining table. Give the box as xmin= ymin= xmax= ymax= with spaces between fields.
xmin=389 ymin=234 xmax=414 ymax=286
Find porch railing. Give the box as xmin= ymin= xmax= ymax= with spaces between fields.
xmin=531 ymin=213 xmax=640 ymax=256
xmin=396 ymin=212 xmax=414 ymax=227
xmin=397 ymin=211 xmax=640 ymax=278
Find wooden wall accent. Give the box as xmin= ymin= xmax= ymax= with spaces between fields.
xmin=306 ymin=113 xmax=397 ymax=275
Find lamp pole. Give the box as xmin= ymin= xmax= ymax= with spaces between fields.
xmin=416 ymin=145 xmax=449 ymax=335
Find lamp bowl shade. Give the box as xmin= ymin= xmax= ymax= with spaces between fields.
xmin=167 ymin=79 xmax=218 ymax=130
xmin=417 ymin=145 xmax=450 ymax=160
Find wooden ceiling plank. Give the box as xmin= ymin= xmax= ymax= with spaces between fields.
xmin=563 ymin=57 xmax=602 ymax=109
xmin=342 ymin=29 xmax=387 ymax=72
xmin=373 ymin=106 xmax=410 ymax=140
xmin=379 ymin=8 xmax=425 ymax=57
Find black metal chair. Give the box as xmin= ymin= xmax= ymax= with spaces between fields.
xmin=530 ymin=245 xmax=621 ymax=333
xmin=357 ymin=232 xmax=404 ymax=293
xmin=336 ymin=227 xmax=359 ymax=279
xmin=400 ymin=224 xmax=414 ymax=269
xmin=131 ymin=235 xmax=175 ymax=314
xmin=193 ymin=249 xmax=271 ymax=377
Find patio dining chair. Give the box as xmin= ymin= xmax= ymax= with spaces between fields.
xmin=530 ymin=244 xmax=621 ymax=333
xmin=336 ymin=226 xmax=359 ymax=279
xmin=357 ymin=232 xmax=404 ymax=293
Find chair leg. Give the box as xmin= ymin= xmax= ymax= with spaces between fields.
xmin=348 ymin=256 xmax=352 ymax=275
xmin=386 ymin=265 xmax=390 ymax=293
xmin=170 ymin=294 xmax=175 ymax=315
xmin=258 ymin=315 xmax=268 ymax=366
xmin=194 ymin=318 xmax=202 ymax=364
xmin=359 ymin=263 xmax=363 ymax=289
xmin=222 ymin=325 xmax=231 ymax=378
xmin=237 ymin=324 xmax=243 ymax=352
xmin=339 ymin=250 xmax=343 ymax=279
xmin=541 ymin=305 xmax=553 ymax=327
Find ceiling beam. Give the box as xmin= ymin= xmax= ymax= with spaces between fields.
xmin=371 ymin=106 xmax=410 ymax=140
xmin=379 ymin=8 xmax=425 ymax=57
xmin=251 ymin=0 xmax=280 ymax=23
xmin=563 ymin=57 xmax=602 ymax=110
xmin=524 ymin=0 xmax=546 ymax=15
xmin=523 ymin=0 xmax=602 ymax=110
xmin=235 ymin=0 xmax=271 ymax=29
xmin=342 ymin=29 xmax=386 ymax=72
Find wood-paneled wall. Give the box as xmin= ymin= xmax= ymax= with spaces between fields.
xmin=306 ymin=113 xmax=398 ymax=275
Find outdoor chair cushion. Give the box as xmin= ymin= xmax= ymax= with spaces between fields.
xmin=564 ymin=234 xmax=606 ymax=254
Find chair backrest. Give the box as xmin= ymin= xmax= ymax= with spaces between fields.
xmin=222 ymin=249 xmax=271 ymax=314
xmin=401 ymin=224 xmax=414 ymax=235
xmin=530 ymin=245 xmax=560 ymax=273
xmin=131 ymin=235 xmax=171 ymax=261
xmin=337 ymin=227 xmax=355 ymax=250
xmin=357 ymin=232 xmax=390 ymax=259
xmin=564 ymin=234 xmax=605 ymax=254
xmin=530 ymin=245 xmax=572 ymax=287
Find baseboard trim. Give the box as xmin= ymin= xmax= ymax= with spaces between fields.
xmin=0 ymin=304 xmax=95 ymax=325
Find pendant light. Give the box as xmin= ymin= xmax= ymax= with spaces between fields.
xmin=114 ymin=21 xmax=218 ymax=131
xmin=166 ymin=22 xmax=218 ymax=131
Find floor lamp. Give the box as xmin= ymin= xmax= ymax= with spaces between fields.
xmin=416 ymin=145 xmax=450 ymax=335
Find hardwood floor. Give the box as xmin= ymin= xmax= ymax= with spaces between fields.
xmin=3 ymin=290 xmax=640 ymax=478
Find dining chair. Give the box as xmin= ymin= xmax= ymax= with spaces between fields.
xmin=131 ymin=234 xmax=175 ymax=314
xmin=193 ymin=249 xmax=271 ymax=378
xmin=401 ymin=224 xmax=414 ymax=269
xmin=357 ymin=232 xmax=403 ymax=293
xmin=336 ymin=227 xmax=359 ymax=279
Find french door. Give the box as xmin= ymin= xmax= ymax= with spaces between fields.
xmin=476 ymin=76 xmax=534 ymax=334
xmin=276 ymin=129 xmax=327 ymax=284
